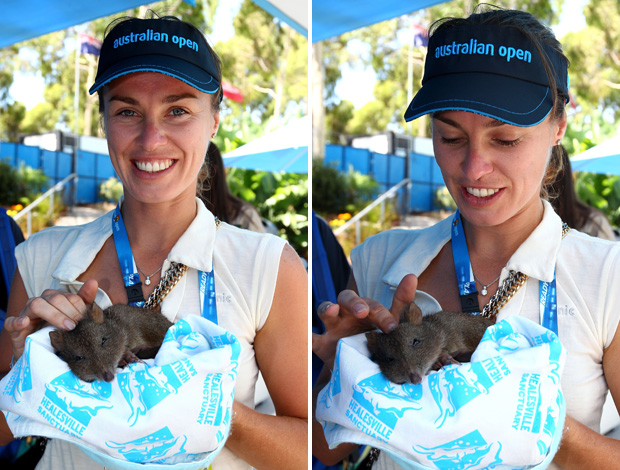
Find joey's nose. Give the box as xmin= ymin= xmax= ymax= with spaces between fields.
xmin=101 ymin=371 xmax=115 ymax=382
xmin=409 ymin=372 xmax=422 ymax=384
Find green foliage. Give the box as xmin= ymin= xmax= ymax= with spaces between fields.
xmin=0 ymin=159 xmax=48 ymax=206
xmin=434 ymin=186 xmax=456 ymax=212
xmin=227 ymin=168 xmax=308 ymax=257
xmin=312 ymin=158 xmax=379 ymax=215
xmin=575 ymin=171 xmax=620 ymax=227
xmin=99 ymin=177 xmax=124 ymax=202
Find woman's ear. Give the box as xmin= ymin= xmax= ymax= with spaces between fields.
xmin=210 ymin=112 xmax=220 ymax=139
xmin=554 ymin=112 xmax=568 ymax=145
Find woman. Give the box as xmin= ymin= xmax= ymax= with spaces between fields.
xmin=313 ymin=6 xmax=620 ymax=470
xmin=0 ymin=15 xmax=307 ymax=470
xmin=198 ymin=142 xmax=265 ymax=232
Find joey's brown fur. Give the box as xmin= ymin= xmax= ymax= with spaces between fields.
xmin=49 ymin=303 xmax=173 ymax=383
xmin=366 ymin=302 xmax=493 ymax=384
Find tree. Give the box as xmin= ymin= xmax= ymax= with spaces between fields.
xmin=215 ymin=0 xmax=308 ymax=138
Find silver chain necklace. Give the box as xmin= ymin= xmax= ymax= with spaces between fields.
xmin=473 ymin=273 xmax=501 ymax=296
xmin=136 ymin=264 xmax=163 ymax=286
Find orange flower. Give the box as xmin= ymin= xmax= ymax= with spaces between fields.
xmin=338 ymin=213 xmax=352 ymax=221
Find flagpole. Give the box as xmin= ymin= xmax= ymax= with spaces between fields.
xmin=72 ymin=34 xmax=80 ymax=208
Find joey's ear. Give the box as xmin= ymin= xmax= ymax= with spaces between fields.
xmin=87 ymin=302 xmax=105 ymax=324
xmin=49 ymin=330 xmax=64 ymax=350
xmin=402 ymin=302 xmax=423 ymax=325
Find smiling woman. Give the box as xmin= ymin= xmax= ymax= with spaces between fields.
xmin=313 ymin=5 xmax=620 ymax=470
xmin=0 ymin=14 xmax=307 ymax=470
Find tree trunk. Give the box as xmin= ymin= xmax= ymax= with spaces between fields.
xmin=312 ymin=42 xmax=325 ymax=159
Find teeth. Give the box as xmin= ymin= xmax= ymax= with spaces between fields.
xmin=467 ymin=187 xmax=498 ymax=198
xmin=135 ymin=160 xmax=172 ymax=173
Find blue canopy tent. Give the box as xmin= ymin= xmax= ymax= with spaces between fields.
xmin=223 ymin=116 xmax=309 ymax=173
xmin=1 ymin=0 xmax=306 ymax=49
xmin=312 ymin=0 xmax=447 ymax=42
xmin=571 ymin=136 xmax=620 ymax=175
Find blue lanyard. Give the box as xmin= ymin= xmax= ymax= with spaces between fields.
xmin=112 ymin=204 xmax=218 ymax=324
xmin=112 ymin=205 xmax=145 ymax=307
xmin=198 ymin=270 xmax=218 ymax=324
xmin=451 ymin=211 xmax=558 ymax=334
xmin=451 ymin=210 xmax=479 ymax=313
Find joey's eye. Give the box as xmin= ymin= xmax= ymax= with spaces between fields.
xmin=101 ymin=337 xmax=108 ymax=346
xmin=384 ymin=356 xmax=395 ymax=363
xmin=74 ymin=355 xmax=85 ymax=362
xmin=412 ymin=339 xmax=420 ymax=347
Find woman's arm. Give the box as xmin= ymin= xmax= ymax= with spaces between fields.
xmin=553 ymin=322 xmax=620 ymax=468
xmin=312 ymin=273 xmax=418 ymax=464
xmin=224 ymin=244 xmax=308 ymax=469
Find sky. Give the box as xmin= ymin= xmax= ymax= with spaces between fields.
xmin=9 ymin=0 xmax=587 ymax=112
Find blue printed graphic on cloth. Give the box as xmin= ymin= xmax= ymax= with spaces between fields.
xmin=40 ymin=372 xmax=112 ymax=436
xmin=2 ymin=337 xmax=33 ymax=402
xmin=429 ymin=357 xmax=509 ymax=428
xmin=512 ymin=373 xmax=543 ymax=434
xmin=106 ymin=426 xmax=192 ymax=463
xmin=118 ymin=361 xmax=193 ymax=427
xmin=538 ymin=394 xmax=565 ymax=456
xmin=412 ymin=430 xmax=503 ymax=469
xmin=350 ymin=373 xmax=423 ymax=437
xmin=531 ymin=330 xmax=563 ymax=385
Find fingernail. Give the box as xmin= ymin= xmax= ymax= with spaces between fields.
xmin=354 ymin=304 xmax=367 ymax=315
xmin=385 ymin=321 xmax=398 ymax=333
xmin=64 ymin=320 xmax=76 ymax=330
xmin=17 ymin=317 xmax=27 ymax=327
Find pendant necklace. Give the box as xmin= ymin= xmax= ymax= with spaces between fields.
xmin=136 ymin=264 xmax=163 ymax=286
xmin=473 ymin=273 xmax=501 ymax=296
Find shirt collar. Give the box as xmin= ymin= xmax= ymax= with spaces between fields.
xmin=53 ymin=198 xmax=217 ymax=284
xmin=382 ymin=199 xmax=563 ymax=288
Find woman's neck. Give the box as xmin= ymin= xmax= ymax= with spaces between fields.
xmin=120 ymin=196 xmax=197 ymax=260
xmin=461 ymin=199 xmax=545 ymax=272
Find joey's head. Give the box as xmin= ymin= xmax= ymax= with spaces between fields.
xmin=49 ymin=303 xmax=127 ymax=383
xmin=366 ymin=302 xmax=442 ymax=384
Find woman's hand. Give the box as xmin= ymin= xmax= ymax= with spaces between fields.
xmin=312 ymin=273 xmax=418 ymax=371
xmin=3 ymin=279 xmax=98 ymax=361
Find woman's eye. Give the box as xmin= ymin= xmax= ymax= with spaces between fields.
xmin=495 ymin=138 xmax=520 ymax=147
xmin=439 ymin=136 xmax=462 ymax=145
xmin=170 ymin=108 xmax=188 ymax=116
xmin=118 ymin=109 xmax=137 ymax=117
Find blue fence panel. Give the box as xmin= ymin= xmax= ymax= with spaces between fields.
xmin=0 ymin=143 xmax=18 ymax=165
xmin=323 ymin=144 xmax=445 ymax=213
xmin=16 ymin=145 xmax=40 ymax=170
xmin=56 ymin=152 xmax=73 ymax=180
xmin=343 ymin=147 xmax=371 ymax=175
xmin=0 ymin=141 xmax=117 ymax=204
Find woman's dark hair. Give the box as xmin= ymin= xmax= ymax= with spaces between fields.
xmin=430 ymin=4 xmax=569 ymax=196
xmin=197 ymin=142 xmax=247 ymax=224
xmin=548 ymin=145 xmax=607 ymax=232
xmin=97 ymin=12 xmax=222 ymax=115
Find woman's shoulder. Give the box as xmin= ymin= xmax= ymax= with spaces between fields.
xmin=352 ymin=216 xmax=452 ymax=258
xmin=17 ymin=212 xmax=112 ymax=257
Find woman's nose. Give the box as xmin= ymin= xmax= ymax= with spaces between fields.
xmin=462 ymin=143 xmax=493 ymax=180
xmin=137 ymin=119 xmax=167 ymax=151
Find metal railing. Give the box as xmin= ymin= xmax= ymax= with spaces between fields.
xmin=13 ymin=173 xmax=77 ymax=237
xmin=334 ymin=178 xmax=411 ymax=245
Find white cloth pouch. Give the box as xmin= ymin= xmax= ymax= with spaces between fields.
xmin=316 ymin=316 xmax=567 ymax=470
xmin=0 ymin=315 xmax=241 ymax=470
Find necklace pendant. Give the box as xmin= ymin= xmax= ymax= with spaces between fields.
xmin=145 ymin=277 xmax=151 ymax=286
xmin=481 ymin=286 xmax=488 ymax=296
